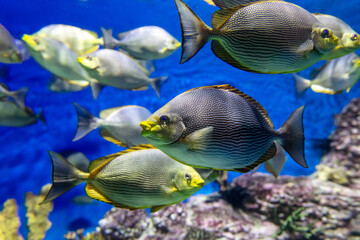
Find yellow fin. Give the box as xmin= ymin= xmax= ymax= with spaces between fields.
xmin=100 ymin=128 xmax=127 ymax=147
xmin=203 ymin=0 xmax=216 ymax=6
xmin=212 ymin=7 xmax=240 ymax=29
xmin=85 ymin=183 xmax=139 ymax=210
xmin=189 ymin=84 xmax=274 ymax=128
xmin=310 ymin=85 xmax=338 ymax=94
xmin=88 ymin=152 xmax=123 ymax=176
xmin=150 ymin=205 xmax=168 ymax=213
xmin=85 ymin=183 xmax=113 ymax=204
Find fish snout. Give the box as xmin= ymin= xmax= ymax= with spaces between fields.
xmin=140 ymin=121 xmax=161 ymax=133
xmin=22 ymin=34 xmax=37 ymax=48
xmin=194 ymin=178 xmax=205 ymax=187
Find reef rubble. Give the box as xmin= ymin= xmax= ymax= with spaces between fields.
xmin=66 ymin=98 xmax=360 ymax=240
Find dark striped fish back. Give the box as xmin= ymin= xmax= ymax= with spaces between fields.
xmin=167 ymin=85 xmax=278 ymax=169
xmin=211 ymin=1 xmax=320 ymax=73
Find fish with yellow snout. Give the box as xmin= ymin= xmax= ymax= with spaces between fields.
xmin=41 ymin=145 xmax=206 ymax=213
xmin=140 ymin=85 xmax=307 ymax=173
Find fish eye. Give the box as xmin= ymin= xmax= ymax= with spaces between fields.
xmin=86 ymin=56 xmax=92 ymax=61
xmin=33 ymin=39 xmax=39 ymax=45
xmin=321 ymin=29 xmax=330 ymax=39
xmin=351 ymin=34 xmax=358 ymax=41
xmin=159 ymin=115 xmax=169 ymax=123
xmin=185 ymin=173 xmax=192 ymax=183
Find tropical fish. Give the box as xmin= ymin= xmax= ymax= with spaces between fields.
xmin=66 ymin=152 xmax=90 ymax=173
xmin=293 ymin=53 xmax=360 ymax=97
xmin=313 ymin=14 xmax=360 ymax=60
xmin=22 ymin=34 xmax=93 ymax=82
xmin=0 ymin=83 xmax=28 ymax=109
xmin=41 ymin=145 xmax=205 ymax=213
xmin=0 ymin=24 xmax=22 ymax=63
xmin=33 ymin=24 xmax=103 ymax=55
xmin=77 ymin=49 xmax=167 ymax=96
xmin=203 ymin=0 xmax=277 ymax=8
xmin=72 ymin=102 xmax=151 ymax=147
xmin=0 ymin=100 xmax=45 ymax=127
xmin=174 ymin=0 xmax=339 ymax=74
xmin=102 ymin=26 xmax=181 ymax=60
xmin=140 ymin=85 xmax=306 ymax=172
xmin=47 ymin=76 xmax=89 ymax=93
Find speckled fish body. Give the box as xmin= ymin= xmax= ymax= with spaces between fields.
xmin=42 ymin=146 xmax=205 ymax=212
xmin=0 ymin=100 xmax=42 ymax=127
xmin=294 ymin=53 xmax=360 ymax=96
xmin=175 ymin=0 xmax=339 ymax=74
xmin=313 ymin=14 xmax=360 ymax=60
xmin=22 ymin=35 xmax=92 ymax=82
xmin=114 ymin=26 xmax=181 ymax=60
xmin=78 ymin=49 xmax=167 ymax=96
xmin=0 ymin=24 xmax=22 ymax=63
xmin=141 ymin=85 xmax=306 ymax=172
xmin=34 ymin=24 xmax=103 ymax=55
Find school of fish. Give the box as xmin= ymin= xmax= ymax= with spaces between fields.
xmin=0 ymin=0 xmax=359 ymax=213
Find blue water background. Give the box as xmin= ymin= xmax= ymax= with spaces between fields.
xmin=0 ymin=0 xmax=359 ymax=238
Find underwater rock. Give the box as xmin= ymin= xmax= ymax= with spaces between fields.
xmin=68 ymin=98 xmax=360 ymax=240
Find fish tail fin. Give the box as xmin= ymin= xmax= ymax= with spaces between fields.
xmin=278 ymin=106 xmax=307 ymax=168
xmin=9 ymin=87 xmax=28 ymax=109
xmin=150 ymin=76 xmax=168 ymax=97
xmin=101 ymin=27 xmax=120 ymax=49
xmin=72 ymin=102 xmax=102 ymax=141
xmin=36 ymin=108 xmax=46 ymax=126
xmin=90 ymin=81 xmax=104 ymax=100
xmin=293 ymin=73 xmax=311 ymax=98
xmin=40 ymin=151 xmax=89 ymax=204
xmin=174 ymin=0 xmax=212 ymax=63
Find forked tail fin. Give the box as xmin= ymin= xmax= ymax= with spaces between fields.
xmin=72 ymin=102 xmax=102 ymax=141
xmin=293 ymin=73 xmax=311 ymax=98
xmin=150 ymin=76 xmax=168 ymax=97
xmin=278 ymin=106 xmax=307 ymax=168
xmin=101 ymin=27 xmax=120 ymax=49
xmin=9 ymin=87 xmax=28 ymax=109
xmin=40 ymin=151 xmax=89 ymax=204
xmin=174 ymin=0 xmax=212 ymax=63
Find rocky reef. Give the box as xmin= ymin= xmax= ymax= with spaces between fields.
xmin=65 ymin=98 xmax=360 ymax=240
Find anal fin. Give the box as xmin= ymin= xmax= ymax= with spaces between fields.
xmin=235 ymin=143 xmax=276 ymax=173
xmin=150 ymin=205 xmax=168 ymax=213
xmin=100 ymin=128 xmax=128 ymax=147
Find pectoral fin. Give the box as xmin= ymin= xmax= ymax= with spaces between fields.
xmin=297 ymin=40 xmax=314 ymax=57
xmin=182 ymin=127 xmax=213 ymax=150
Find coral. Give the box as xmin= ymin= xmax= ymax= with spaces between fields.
xmin=25 ymin=184 xmax=53 ymax=240
xmin=0 ymin=184 xmax=53 ymax=240
xmin=68 ymin=98 xmax=360 ymax=240
xmin=0 ymin=199 xmax=23 ymax=240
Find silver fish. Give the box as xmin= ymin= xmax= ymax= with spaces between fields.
xmin=77 ymin=49 xmax=167 ymax=96
xmin=0 ymin=100 xmax=45 ymax=127
xmin=0 ymin=82 xmax=28 ymax=109
xmin=0 ymin=24 xmax=22 ymax=63
xmin=293 ymin=53 xmax=360 ymax=96
xmin=102 ymin=26 xmax=181 ymax=60
xmin=140 ymin=85 xmax=306 ymax=172
xmin=72 ymin=102 xmax=151 ymax=147
xmin=47 ymin=76 xmax=89 ymax=93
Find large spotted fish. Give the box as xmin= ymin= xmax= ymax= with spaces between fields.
xmin=140 ymin=85 xmax=307 ymax=172
xmin=174 ymin=0 xmax=339 ymax=74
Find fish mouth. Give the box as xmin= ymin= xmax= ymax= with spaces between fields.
xmin=140 ymin=121 xmax=161 ymax=135
xmin=22 ymin=34 xmax=37 ymax=48
xmin=193 ymin=179 xmax=204 ymax=187
xmin=77 ymin=56 xmax=99 ymax=69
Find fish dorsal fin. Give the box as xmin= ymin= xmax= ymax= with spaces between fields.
xmin=100 ymin=128 xmax=128 ymax=147
xmin=85 ymin=183 xmax=140 ymax=210
xmin=88 ymin=152 xmax=123 ymax=176
xmin=85 ymin=30 xmax=98 ymax=39
xmin=212 ymin=7 xmax=240 ymax=29
xmin=99 ymin=106 xmax=123 ymax=119
xmin=191 ymin=84 xmax=274 ymax=128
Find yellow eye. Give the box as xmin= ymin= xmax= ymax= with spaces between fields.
xmin=86 ymin=56 xmax=92 ymax=61
xmin=351 ymin=34 xmax=358 ymax=41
